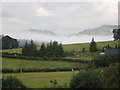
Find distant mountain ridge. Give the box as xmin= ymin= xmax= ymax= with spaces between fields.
xmin=70 ymin=25 xmax=118 ymax=36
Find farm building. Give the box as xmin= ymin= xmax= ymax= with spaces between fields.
xmin=104 ymin=49 xmax=120 ymax=55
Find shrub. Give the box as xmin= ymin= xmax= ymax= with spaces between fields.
xmin=2 ymin=76 xmax=27 ymax=88
xmin=102 ymin=63 xmax=120 ymax=88
xmin=82 ymin=48 xmax=85 ymax=52
xmin=70 ymin=69 xmax=103 ymax=88
xmin=93 ymin=54 xmax=120 ymax=68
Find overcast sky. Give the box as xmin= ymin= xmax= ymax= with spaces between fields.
xmin=0 ymin=1 xmax=118 ymax=43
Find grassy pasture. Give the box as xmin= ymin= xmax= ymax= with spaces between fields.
xmin=65 ymin=51 xmax=100 ymax=61
xmin=63 ymin=41 xmax=119 ymax=51
xmin=3 ymin=71 xmax=79 ymax=88
xmin=2 ymin=57 xmax=86 ymax=70
xmin=1 ymin=48 xmax=22 ymax=54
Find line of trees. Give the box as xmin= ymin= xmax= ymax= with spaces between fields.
xmin=22 ymin=40 xmax=64 ymax=58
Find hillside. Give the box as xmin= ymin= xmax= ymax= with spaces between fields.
xmin=63 ymin=40 xmax=119 ymax=51
xmin=70 ymin=25 xmax=118 ymax=36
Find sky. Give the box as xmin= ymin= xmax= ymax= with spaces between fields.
xmin=0 ymin=0 xmax=118 ymax=44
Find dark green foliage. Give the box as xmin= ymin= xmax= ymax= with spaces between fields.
xmin=50 ymin=80 xmax=57 ymax=86
xmin=82 ymin=63 xmax=96 ymax=71
xmin=2 ymin=68 xmax=81 ymax=73
xmin=2 ymin=35 xmax=19 ymax=49
xmin=2 ymin=76 xmax=26 ymax=88
xmin=38 ymin=42 xmax=46 ymax=57
xmin=2 ymin=52 xmax=90 ymax=63
xmin=38 ymin=41 xmax=64 ymax=58
xmin=102 ymin=44 xmax=112 ymax=52
xmin=113 ymin=28 xmax=120 ymax=40
xmin=22 ymin=41 xmax=29 ymax=56
xmin=93 ymin=54 xmax=120 ymax=68
xmin=115 ymin=44 xmax=118 ymax=48
xmin=82 ymin=48 xmax=85 ymax=52
xmin=89 ymin=38 xmax=97 ymax=52
xmin=102 ymin=63 xmax=120 ymax=88
xmin=64 ymin=51 xmax=74 ymax=57
xmin=28 ymin=40 xmax=37 ymax=56
xmin=22 ymin=40 xmax=37 ymax=56
xmin=70 ymin=69 xmax=103 ymax=88
xmin=22 ymin=40 xmax=64 ymax=57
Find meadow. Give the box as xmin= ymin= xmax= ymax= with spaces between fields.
xmin=3 ymin=71 xmax=78 ymax=88
xmin=63 ymin=40 xmax=119 ymax=51
xmin=2 ymin=57 xmax=86 ymax=70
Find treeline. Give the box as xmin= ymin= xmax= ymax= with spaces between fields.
xmin=22 ymin=40 xmax=64 ymax=58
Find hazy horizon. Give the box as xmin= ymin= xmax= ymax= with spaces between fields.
xmin=1 ymin=2 xmax=118 ymax=44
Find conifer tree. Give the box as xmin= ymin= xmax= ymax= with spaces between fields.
xmin=56 ymin=43 xmax=64 ymax=57
xmin=89 ymin=38 xmax=97 ymax=52
xmin=28 ymin=40 xmax=37 ymax=56
xmin=38 ymin=42 xmax=46 ymax=57
xmin=22 ymin=40 xmax=37 ymax=56
xmin=22 ymin=41 xmax=28 ymax=56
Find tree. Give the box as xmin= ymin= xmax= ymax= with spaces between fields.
xmin=38 ymin=42 xmax=46 ymax=57
xmin=55 ymin=43 xmax=64 ymax=57
xmin=2 ymin=76 xmax=26 ymax=88
xmin=22 ymin=40 xmax=37 ymax=56
xmin=102 ymin=63 xmax=120 ymax=88
xmin=2 ymin=35 xmax=19 ymax=49
xmin=22 ymin=41 xmax=29 ymax=56
xmin=70 ymin=69 xmax=103 ymax=88
xmin=28 ymin=40 xmax=37 ymax=56
xmin=113 ymin=28 xmax=120 ymax=40
xmin=89 ymin=38 xmax=97 ymax=52
xmin=38 ymin=41 xmax=64 ymax=58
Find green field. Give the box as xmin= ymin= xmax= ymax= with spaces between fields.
xmin=3 ymin=71 xmax=78 ymax=88
xmin=2 ymin=57 xmax=86 ymax=70
xmin=63 ymin=41 xmax=119 ymax=51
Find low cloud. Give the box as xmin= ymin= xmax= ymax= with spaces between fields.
xmin=1 ymin=2 xmax=117 ymax=44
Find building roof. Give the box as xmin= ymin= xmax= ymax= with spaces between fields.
xmin=105 ymin=49 xmax=120 ymax=54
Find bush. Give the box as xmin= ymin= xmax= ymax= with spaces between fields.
xmin=2 ymin=76 xmax=27 ymax=88
xmin=93 ymin=54 xmax=120 ymax=68
xmin=102 ymin=63 xmax=120 ymax=88
xmin=70 ymin=69 xmax=103 ymax=88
